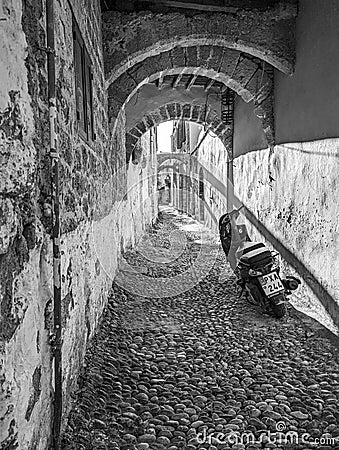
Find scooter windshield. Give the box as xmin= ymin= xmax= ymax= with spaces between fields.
xmin=224 ymin=210 xmax=251 ymax=270
xmin=230 ymin=211 xmax=249 ymax=245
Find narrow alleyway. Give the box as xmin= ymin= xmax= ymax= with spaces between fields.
xmin=61 ymin=210 xmax=339 ymax=450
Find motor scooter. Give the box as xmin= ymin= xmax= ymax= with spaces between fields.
xmin=219 ymin=207 xmax=300 ymax=318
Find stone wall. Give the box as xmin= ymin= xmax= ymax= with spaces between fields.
xmin=234 ymin=139 xmax=339 ymax=334
xmin=0 ymin=1 xmax=158 ymax=448
xmin=0 ymin=1 xmax=45 ymax=447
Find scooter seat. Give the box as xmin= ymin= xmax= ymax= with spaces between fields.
xmin=239 ymin=246 xmax=272 ymax=266
xmin=240 ymin=242 xmax=266 ymax=255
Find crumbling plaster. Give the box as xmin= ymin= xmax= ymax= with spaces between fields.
xmin=0 ymin=0 xmax=158 ymax=448
xmin=0 ymin=0 xmax=36 ymax=260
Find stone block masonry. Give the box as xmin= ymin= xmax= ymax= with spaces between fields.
xmin=107 ymin=45 xmax=275 ymax=145
xmin=0 ymin=0 xmax=158 ymax=448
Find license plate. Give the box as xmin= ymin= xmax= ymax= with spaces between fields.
xmin=259 ymin=271 xmax=284 ymax=297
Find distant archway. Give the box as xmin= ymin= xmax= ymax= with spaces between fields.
xmin=127 ymin=102 xmax=232 ymax=164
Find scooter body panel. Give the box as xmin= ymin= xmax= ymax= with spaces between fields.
xmin=218 ymin=210 xmax=300 ymax=318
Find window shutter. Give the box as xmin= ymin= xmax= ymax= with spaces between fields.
xmin=72 ymin=16 xmax=95 ymax=143
xmin=73 ymin=22 xmax=86 ymax=136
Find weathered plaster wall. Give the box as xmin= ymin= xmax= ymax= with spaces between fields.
xmin=231 ymin=0 xmax=339 ymax=332
xmin=0 ymin=1 xmax=44 ymax=447
xmin=234 ymin=139 xmax=339 ymax=333
xmin=125 ymin=129 xmax=158 ymax=247
xmin=274 ymin=0 xmax=339 ymax=143
xmin=61 ymin=128 xmax=158 ymax=429
xmin=0 ymin=1 xmax=158 ymax=448
xmin=194 ymin=130 xmax=229 ymax=230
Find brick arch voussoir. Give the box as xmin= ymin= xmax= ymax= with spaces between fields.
xmin=103 ymin=3 xmax=296 ymax=85
xmin=157 ymin=153 xmax=191 ymax=168
xmin=126 ymin=102 xmax=230 ymax=165
xmin=158 ymin=164 xmax=176 ymax=173
xmin=110 ymin=47 xmax=259 ymax=108
xmin=115 ymin=58 xmax=275 ymax=164
xmin=108 ymin=47 xmax=275 ymax=132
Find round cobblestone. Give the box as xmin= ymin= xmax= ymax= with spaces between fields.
xmin=61 ymin=210 xmax=339 ymax=449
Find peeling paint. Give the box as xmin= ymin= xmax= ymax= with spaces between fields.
xmin=0 ymin=197 xmax=17 ymax=254
xmin=1 ymin=2 xmax=158 ymax=448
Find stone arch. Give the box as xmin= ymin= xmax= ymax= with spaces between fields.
xmin=108 ymin=45 xmax=273 ymax=120
xmin=126 ymin=83 xmax=222 ymax=132
xmin=157 ymin=154 xmax=192 ymax=170
xmin=108 ymin=46 xmax=275 ymax=151
xmin=126 ymin=103 xmax=232 ymax=164
xmin=158 ymin=164 xmax=177 ymax=176
xmin=158 ymin=164 xmax=175 ymax=171
xmin=103 ymin=4 xmax=296 ymax=86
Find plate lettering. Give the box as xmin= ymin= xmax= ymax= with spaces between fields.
xmin=259 ymin=272 xmax=284 ymax=297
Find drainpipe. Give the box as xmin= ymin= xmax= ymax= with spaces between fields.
xmin=46 ymin=0 xmax=62 ymax=448
xmin=226 ymin=130 xmax=234 ymax=212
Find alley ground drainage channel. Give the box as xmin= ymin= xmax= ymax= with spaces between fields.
xmin=62 ymin=209 xmax=339 ymax=450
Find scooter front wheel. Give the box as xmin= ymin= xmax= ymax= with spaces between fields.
xmin=270 ymin=294 xmax=287 ymax=318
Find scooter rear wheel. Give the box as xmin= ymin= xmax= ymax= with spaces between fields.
xmin=270 ymin=294 xmax=287 ymax=318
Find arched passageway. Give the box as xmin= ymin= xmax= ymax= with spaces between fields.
xmin=3 ymin=1 xmax=339 ymax=448
xmin=110 ymin=57 xmax=275 ymax=149
xmin=103 ymin=3 xmax=296 ymax=157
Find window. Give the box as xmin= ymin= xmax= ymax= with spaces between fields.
xmin=73 ymin=17 xmax=95 ymax=142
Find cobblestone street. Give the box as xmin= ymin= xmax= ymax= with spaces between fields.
xmin=62 ymin=210 xmax=339 ymax=450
